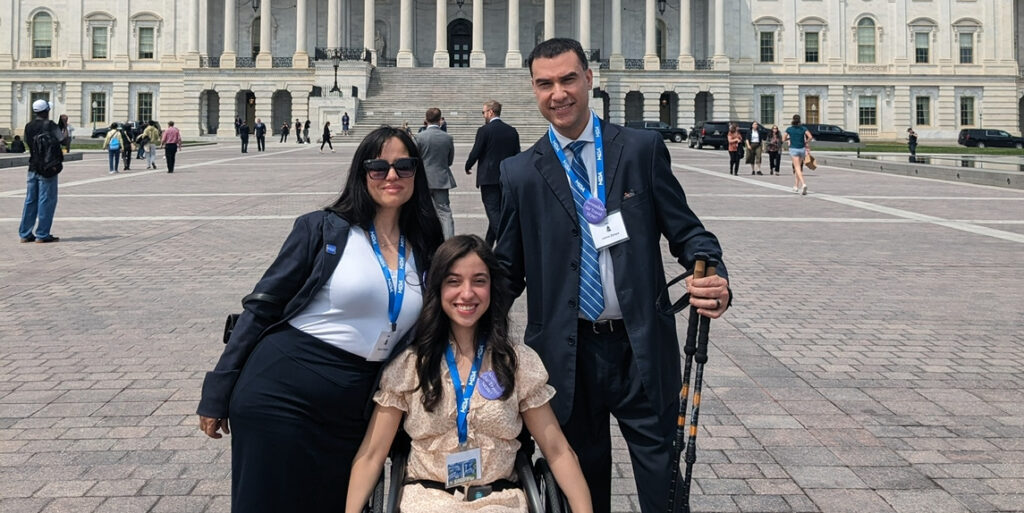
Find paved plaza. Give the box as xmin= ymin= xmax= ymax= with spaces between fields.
xmin=1 ymin=140 xmax=1022 ymax=513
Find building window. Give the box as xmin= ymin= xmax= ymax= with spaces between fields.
xmin=90 ymin=92 xmax=107 ymax=125
xmin=30 ymin=92 xmax=51 ymax=105
xmin=137 ymin=92 xmax=153 ymax=122
xmin=805 ymin=32 xmax=819 ymax=63
xmin=857 ymin=19 xmax=876 ymax=63
xmin=960 ymin=96 xmax=975 ymax=126
xmin=858 ymin=96 xmax=877 ymax=126
xmin=32 ymin=12 xmax=53 ymax=58
xmin=914 ymin=33 xmax=929 ymax=63
xmin=251 ymin=18 xmax=261 ymax=57
xmin=760 ymin=95 xmax=776 ymax=126
xmin=92 ymin=26 xmax=108 ymax=59
xmin=138 ymin=27 xmax=155 ymax=59
xmin=959 ymin=33 xmax=974 ymax=64
xmin=915 ymin=97 xmax=930 ymax=125
xmin=759 ymin=31 xmax=775 ymax=63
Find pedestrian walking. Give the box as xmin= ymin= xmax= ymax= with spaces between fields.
xmin=303 ymin=119 xmax=311 ymax=144
xmin=766 ymin=125 xmax=782 ymax=175
xmin=102 ymin=122 xmax=127 ymax=174
xmin=746 ymin=121 xmax=764 ymax=175
xmin=907 ymin=127 xmax=918 ymax=162
xmin=142 ymin=121 xmax=161 ymax=170
xmin=494 ymin=38 xmax=730 ymax=513
xmin=727 ymin=123 xmax=743 ymax=175
xmin=295 ymin=119 xmax=304 ymax=144
xmin=280 ymin=122 xmax=290 ymax=143
xmin=439 ymin=117 xmax=447 ymax=132
xmin=320 ymin=121 xmax=334 ymax=153
xmin=197 ymin=126 xmax=443 ymax=513
xmin=254 ymin=118 xmax=267 ymax=152
xmin=414 ymin=107 xmax=457 ymax=239
xmin=239 ymin=121 xmax=250 ymax=153
xmin=401 ymin=121 xmax=411 ymax=136
xmin=783 ymin=114 xmax=813 ymax=195
xmin=119 ymin=124 xmax=133 ymax=171
xmin=161 ymin=120 xmax=182 ymax=173
xmin=19 ymin=99 xmax=65 ymax=243
xmin=234 ymin=116 xmax=242 ymax=137
xmin=9 ymin=135 xmax=26 ymax=153
xmin=465 ymin=100 xmax=520 ymax=246
xmin=341 ymin=112 xmax=350 ymax=136
xmin=0 ymin=135 xmax=7 ymax=153
xmin=57 ymin=114 xmax=73 ymax=153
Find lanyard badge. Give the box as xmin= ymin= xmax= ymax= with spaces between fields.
xmin=444 ymin=340 xmax=486 ymax=488
xmin=549 ymin=111 xmax=607 ymax=224
xmin=367 ymin=225 xmax=406 ymax=332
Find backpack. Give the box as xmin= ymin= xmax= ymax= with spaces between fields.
xmin=31 ymin=126 xmax=64 ymax=178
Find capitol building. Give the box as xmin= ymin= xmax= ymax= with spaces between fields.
xmin=2 ymin=0 xmax=1023 ymax=142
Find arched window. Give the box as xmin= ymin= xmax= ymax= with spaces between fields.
xmin=857 ymin=18 xmax=876 ymax=64
xmin=32 ymin=12 xmax=53 ymax=58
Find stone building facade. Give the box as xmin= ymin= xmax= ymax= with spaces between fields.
xmin=2 ymin=0 xmax=1023 ymax=141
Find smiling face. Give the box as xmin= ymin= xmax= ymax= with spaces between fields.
xmin=441 ymin=253 xmax=491 ymax=334
xmin=531 ymin=51 xmax=594 ymax=140
xmin=366 ymin=137 xmax=415 ymax=211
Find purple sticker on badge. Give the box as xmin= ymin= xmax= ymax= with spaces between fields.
xmin=477 ymin=371 xmax=504 ymax=400
xmin=583 ymin=198 xmax=607 ymax=224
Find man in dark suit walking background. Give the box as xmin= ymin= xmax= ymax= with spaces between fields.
xmin=496 ymin=38 xmax=732 ymax=513
xmin=465 ymin=99 xmax=520 ymax=246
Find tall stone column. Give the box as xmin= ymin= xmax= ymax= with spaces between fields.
xmin=677 ymin=0 xmax=693 ymax=69
xmin=256 ymin=0 xmax=273 ymax=68
xmin=713 ymin=0 xmax=726 ymax=63
xmin=643 ymin=0 xmax=659 ymax=69
xmin=221 ymin=0 xmax=237 ymax=68
xmin=186 ymin=0 xmax=201 ymax=66
xmin=579 ymin=0 xmax=590 ymax=52
xmin=433 ymin=0 xmax=449 ymax=67
xmin=544 ymin=0 xmax=555 ymax=40
xmin=328 ymin=0 xmax=340 ymax=48
xmin=609 ymin=0 xmax=624 ymax=69
xmin=505 ymin=0 xmax=521 ymax=67
xmin=293 ymin=0 xmax=309 ymax=68
xmin=470 ymin=0 xmax=486 ymax=67
xmin=396 ymin=0 xmax=415 ymax=66
xmin=364 ymin=0 xmax=376 ymax=64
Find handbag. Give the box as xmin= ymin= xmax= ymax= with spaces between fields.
xmin=736 ymin=144 xmax=744 ymax=160
xmin=804 ymin=151 xmax=817 ymax=170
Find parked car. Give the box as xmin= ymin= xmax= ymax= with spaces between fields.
xmin=957 ymin=129 xmax=1024 ymax=149
xmin=805 ymin=124 xmax=860 ymax=144
xmin=689 ymin=121 xmax=768 ymax=150
xmin=625 ymin=121 xmax=687 ymax=143
xmin=91 ymin=121 xmax=154 ymax=141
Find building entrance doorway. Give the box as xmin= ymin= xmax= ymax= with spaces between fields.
xmin=448 ymin=19 xmax=471 ymax=67
xmin=806 ymin=96 xmax=820 ymax=124
xmin=236 ymin=91 xmax=256 ymax=128
xmin=695 ymin=92 xmax=713 ymax=123
xmin=660 ymin=92 xmax=678 ymax=126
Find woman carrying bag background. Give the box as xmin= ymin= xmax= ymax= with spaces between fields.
xmin=197 ymin=126 xmax=444 ymax=513
xmin=726 ymin=123 xmax=743 ymax=176
xmin=783 ymin=114 xmax=813 ymax=195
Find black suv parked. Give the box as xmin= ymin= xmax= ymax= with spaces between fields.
xmin=91 ymin=121 xmax=154 ymax=140
xmin=805 ymin=124 xmax=860 ymax=143
xmin=957 ymin=129 xmax=1024 ymax=149
xmin=689 ymin=121 xmax=768 ymax=150
xmin=625 ymin=121 xmax=688 ymax=143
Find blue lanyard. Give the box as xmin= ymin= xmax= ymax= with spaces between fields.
xmin=444 ymin=340 xmax=487 ymax=446
xmin=367 ymin=225 xmax=406 ymax=332
xmin=548 ymin=111 xmax=606 ymax=207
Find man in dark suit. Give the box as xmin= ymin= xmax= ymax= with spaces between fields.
xmin=496 ymin=38 xmax=732 ymax=513
xmin=465 ymin=99 xmax=520 ymax=246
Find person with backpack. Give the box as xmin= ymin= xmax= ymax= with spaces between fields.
xmin=18 ymin=99 xmax=65 ymax=243
xmin=103 ymin=122 xmax=128 ymax=174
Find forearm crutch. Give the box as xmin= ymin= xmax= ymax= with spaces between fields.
xmin=679 ymin=257 xmax=717 ymax=513
xmin=667 ymin=253 xmax=708 ymax=513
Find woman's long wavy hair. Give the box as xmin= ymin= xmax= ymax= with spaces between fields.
xmin=326 ymin=126 xmax=444 ymax=272
xmin=414 ymin=235 xmax=517 ymax=411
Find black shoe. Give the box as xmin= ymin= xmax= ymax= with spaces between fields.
xmin=756 ymin=171 xmax=763 ymax=175
xmin=167 ymin=170 xmax=173 ymax=173
xmin=35 ymin=235 xmax=60 ymax=243
xmin=152 ymin=164 xmax=157 ymax=169
xmin=20 ymin=235 xmax=35 ymax=243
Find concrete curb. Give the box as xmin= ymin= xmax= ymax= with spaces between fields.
xmin=0 ymin=152 xmax=84 ymax=169
xmin=817 ymin=154 xmax=1023 ymax=189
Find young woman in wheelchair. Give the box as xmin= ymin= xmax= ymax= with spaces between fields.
xmin=346 ymin=235 xmax=593 ymax=512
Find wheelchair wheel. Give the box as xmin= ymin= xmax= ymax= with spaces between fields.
xmin=534 ymin=458 xmax=569 ymax=513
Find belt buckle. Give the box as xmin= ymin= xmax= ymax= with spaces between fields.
xmin=592 ymin=320 xmax=613 ymax=334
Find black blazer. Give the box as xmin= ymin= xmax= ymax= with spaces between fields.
xmin=197 ymin=210 xmax=427 ymax=419
xmin=495 ymin=121 xmax=729 ymax=424
xmin=465 ymin=118 xmax=521 ymax=187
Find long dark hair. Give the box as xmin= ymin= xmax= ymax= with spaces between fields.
xmin=326 ymin=126 xmax=443 ymax=271
xmin=414 ymin=235 xmax=517 ymax=411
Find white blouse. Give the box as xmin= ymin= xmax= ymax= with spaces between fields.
xmin=289 ymin=226 xmax=422 ymax=359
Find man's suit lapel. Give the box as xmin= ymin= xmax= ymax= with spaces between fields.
xmin=601 ymin=121 xmax=625 ymax=210
xmin=533 ymin=136 xmax=576 ymax=220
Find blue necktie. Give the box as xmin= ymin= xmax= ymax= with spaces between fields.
xmin=566 ymin=141 xmax=605 ymax=321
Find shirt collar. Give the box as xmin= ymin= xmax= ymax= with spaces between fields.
xmin=488 ymin=116 xmax=501 ymax=123
xmin=550 ymin=110 xmax=596 ymax=151
xmin=427 ymin=124 xmax=440 ymax=128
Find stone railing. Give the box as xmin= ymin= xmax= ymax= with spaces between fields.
xmin=236 ymin=57 xmax=256 ymax=68
xmin=624 ymin=58 xmax=644 ymax=70
xmin=272 ymin=57 xmax=293 ymax=68
xmin=660 ymin=59 xmax=678 ymax=70
xmin=314 ymin=47 xmax=366 ymax=61
xmin=586 ymin=49 xmax=601 ymax=63
xmin=695 ymin=59 xmax=714 ymax=70
xmin=199 ymin=56 xmax=220 ymax=68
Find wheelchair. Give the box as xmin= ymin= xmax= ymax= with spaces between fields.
xmin=364 ymin=430 xmax=570 ymax=513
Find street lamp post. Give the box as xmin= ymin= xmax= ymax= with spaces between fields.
xmin=90 ymin=100 xmax=97 ymax=132
xmin=330 ymin=51 xmax=341 ymax=94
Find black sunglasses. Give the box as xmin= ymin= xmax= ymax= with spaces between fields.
xmin=364 ymin=158 xmax=419 ymax=180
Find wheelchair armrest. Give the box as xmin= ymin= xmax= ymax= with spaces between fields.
xmin=515 ymin=450 xmax=544 ymax=513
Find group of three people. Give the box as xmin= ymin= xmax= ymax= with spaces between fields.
xmin=198 ymin=38 xmax=731 ymax=513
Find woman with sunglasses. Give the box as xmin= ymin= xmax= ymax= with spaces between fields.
xmin=197 ymin=126 xmax=443 ymax=512
xmin=345 ymin=235 xmax=592 ymax=512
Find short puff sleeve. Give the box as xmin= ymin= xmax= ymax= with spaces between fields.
xmin=515 ymin=344 xmax=556 ymax=412
xmin=374 ymin=348 xmax=418 ymax=412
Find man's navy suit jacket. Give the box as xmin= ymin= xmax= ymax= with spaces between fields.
xmin=466 ymin=118 xmax=521 ymax=187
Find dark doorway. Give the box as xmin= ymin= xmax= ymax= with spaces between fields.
xmin=596 ymin=90 xmax=610 ymax=121
xmin=660 ymin=92 xmax=678 ymax=126
xmin=695 ymin=91 xmax=713 ymax=123
xmin=1019 ymin=96 xmax=1023 ymax=134
xmin=236 ymin=90 xmax=256 ymax=128
xmin=272 ymin=90 xmax=292 ymax=135
xmin=625 ymin=91 xmax=644 ymax=123
xmin=448 ymin=19 xmax=471 ymax=67
xmin=200 ymin=90 xmax=219 ymax=135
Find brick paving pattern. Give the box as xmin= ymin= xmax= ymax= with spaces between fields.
xmin=1 ymin=141 xmax=1022 ymax=512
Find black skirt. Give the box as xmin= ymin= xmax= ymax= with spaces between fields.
xmin=229 ymin=325 xmax=382 ymax=513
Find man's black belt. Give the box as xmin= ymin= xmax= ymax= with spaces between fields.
xmin=578 ymin=318 xmax=626 ymax=335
